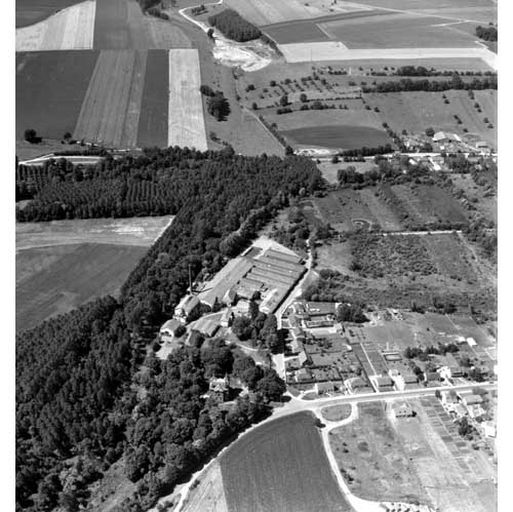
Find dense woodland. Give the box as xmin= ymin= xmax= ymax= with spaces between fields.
xmin=208 ymin=9 xmax=261 ymax=42
xmin=16 ymin=147 xmax=322 ymax=511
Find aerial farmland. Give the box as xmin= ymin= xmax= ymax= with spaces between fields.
xmin=14 ymin=0 xmax=498 ymax=511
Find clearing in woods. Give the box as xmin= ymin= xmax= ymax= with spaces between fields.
xmin=16 ymin=0 xmax=96 ymax=51
xmin=73 ymin=50 xmax=147 ymax=148
xmin=16 ymin=216 xmax=172 ymax=330
xmin=168 ymin=49 xmax=208 ymax=150
xmin=220 ymin=412 xmax=352 ymax=512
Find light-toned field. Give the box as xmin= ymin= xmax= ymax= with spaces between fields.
xmin=226 ymin=0 xmax=366 ymax=26
xmin=74 ymin=50 xmax=147 ymax=148
xmin=279 ymin=43 xmax=497 ymax=69
xmin=16 ymin=0 xmax=96 ymax=51
xmin=17 ymin=216 xmax=172 ymax=330
xmin=168 ymin=49 xmax=208 ymax=150
xmin=16 ymin=216 xmax=173 ymax=250
xmin=181 ymin=462 xmax=228 ymax=512
xmin=366 ymin=90 xmax=496 ymax=146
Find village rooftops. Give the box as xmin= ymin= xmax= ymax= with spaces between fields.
xmin=461 ymin=394 xmax=484 ymax=406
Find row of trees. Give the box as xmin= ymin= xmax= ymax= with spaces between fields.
xmin=362 ymin=75 xmax=497 ymax=94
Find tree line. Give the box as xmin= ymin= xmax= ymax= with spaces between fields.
xmin=16 ymin=147 xmax=323 ymax=511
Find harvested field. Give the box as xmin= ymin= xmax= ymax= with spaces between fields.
xmin=16 ymin=216 xmax=172 ymax=330
xmin=278 ymin=43 xmax=496 ymax=69
xmin=16 ymin=216 xmax=172 ymax=250
xmin=226 ymin=0 xmax=366 ymax=26
xmin=321 ymin=404 xmax=352 ymax=422
xmin=264 ymin=20 xmax=331 ymax=44
xmin=168 ymin=49 xmax=208 ymax=150
xmin=182 ymin=463 xmax=228 ymax=512
xmin=220 ymin=412 xmax=351 ymax=512
xmin=16 ymin=0 xmax=96 ymax=51
xmin=17 ymin=243 xmax=148 ymax=331
xmin=137 ymin=49 xmax=169 ymax=148
xmin=74 ymin=50 xmax=147 ymax=148
xmin=330 ymin=402 xmax=431 ymax=504
xmin=93 ymin=0 xmax=192 ymax=50
xmin=16 ymin=0 xmax=84 ymax=27
xmin=320 ymin=13 xmax=480 ymax=49
xmin=16 ymin=50 xmax=99 ymax=140
xmin=366 ymin=91 xmax=497 ymax=147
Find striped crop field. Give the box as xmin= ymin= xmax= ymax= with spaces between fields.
xmin=168 ymin=49 xmax=208 ymax=150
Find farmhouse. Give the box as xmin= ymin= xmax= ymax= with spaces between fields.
xmin=159 ymin=319 xmax=182 ymax=340
xmin=345 ymin=377 xmax=372 ymax=394
xmin=393 ymin=402 xmax=414 ymax=418
xmin=315 ymin=381 xmax=335 ymax=395
xmin=461 ymin=394 xmax=483 ymax=406
xmin=174 ymin=295 xmax=201 ymax=323
xmin=373 ymin=375 xmax=395 ymax=392
xmin=433 ymin=131 xmax=461 ymax=143
xmin=208 ymin=376 xmax=230 ymax=403
xmin=482 ymin=421 xmax=496 ymax=438
xmin=441 ymin=390 xmax=458 ymax=406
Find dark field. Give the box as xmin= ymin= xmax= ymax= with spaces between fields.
xmin=16 ymin=51 xmax=98 ymax=140
xmin=16 ymin=243 xmax=148 ymax=331
xmin=263 ymin=20 xmax=330 ymax=44
xmin=220 ymin=412 xmax=351 ymax=512
xmin=136 ymin=49 xmax=169 ymax=148
xmin=16 ymin=0 xmax=81 ymax=27
xmin=281 ymin=125 xmax=390 ymax=150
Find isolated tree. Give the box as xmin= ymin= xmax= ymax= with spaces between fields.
xmin=425 ymin=127 xmax=435 ymax=137
xmin=63 ymin=132 xmax=72 ymax=141
xmin=207 ymin=28 xmax=214 ymax=38
xmin=299 ymin=93 xmax=308 ymax=103
xmin=279 ymin=94 xmax=289 ymax=107
xmin=207 ymin=93 xmax=231 ymax=121
xmin=24 ymin=128 xmax=38 ymax=143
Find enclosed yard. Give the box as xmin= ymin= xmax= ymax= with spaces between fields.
xmin=220 ymin=412 xmax=351 ymax=512
xmin=16 ymin=50 xmax=99 ymax=140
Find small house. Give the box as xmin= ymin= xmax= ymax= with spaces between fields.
xmin=298 ymin=350 xmax=311 ymax=367
xmin=374 ymin=375 xmax=395 ymax=392
xmin=441 ymin=390 xmax=458 ymax=406
xmin=159 ymin=319 xmax=182 ymax=339
xmin=174 ymin=295 xmax=201 ymax=323
xmin=208 ymin=376 xmax=230 ymax=402
xmin=315 ymin=381 xmax=335 ymax=395
xmin=482 ymin=421 xmax=496 ymax=438
xmin=462 ymin=394 xmax=483 ymax=406
xmin=393 ymin=402 xmax=414 ymax=418
xmin=296 ymin=368 xmax=313 ymax=383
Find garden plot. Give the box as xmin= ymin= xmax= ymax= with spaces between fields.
xmin=16 ymin=0 xmax=96 ymax=51
xmin=330 ymin=402 xmax=431 ymax=504
xmin=168 ymin=49 xmax=208 ymax=150
xmin=73 ymin=50 xmax=147 ymax=148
